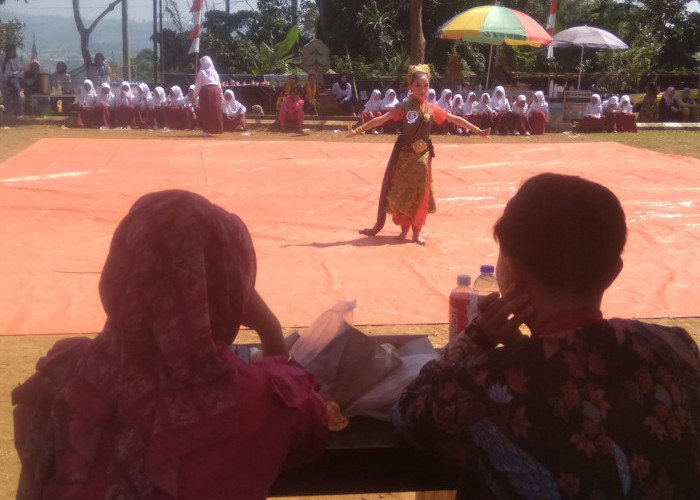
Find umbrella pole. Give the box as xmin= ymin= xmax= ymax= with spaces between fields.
xmin=486 ymin=44 xmax=494 ymax=90
xmin=578 ymin=46 xmax=584 ymax=90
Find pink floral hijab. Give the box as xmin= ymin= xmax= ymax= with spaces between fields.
xmin=14 ymin=190 xmax=257 ymax=499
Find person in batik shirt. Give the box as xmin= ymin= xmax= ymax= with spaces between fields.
xmin=395 ymin=173 xmax=700 ymax=500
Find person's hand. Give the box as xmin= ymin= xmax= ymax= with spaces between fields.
xmin=346 ymin=124 xmax=357 ymax=138
xmin=474 ymin=290 xmax=533 ymax=347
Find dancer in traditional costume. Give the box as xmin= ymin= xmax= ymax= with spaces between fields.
xmin=347 ymin=65 xmax=490 ymax=245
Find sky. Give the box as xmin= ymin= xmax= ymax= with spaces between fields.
xmin=0 ymin=0 xmax=254 ymax=23
xmin=2 ymin=0 xmax=698 ymax=23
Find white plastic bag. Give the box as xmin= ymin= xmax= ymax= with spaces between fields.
xmin=344 ymin=336 xmax=437 ymax=421
xmin=290 ymin=301 xmax=402 ymax=409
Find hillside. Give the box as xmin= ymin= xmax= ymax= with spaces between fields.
xmin=2 ymin=10 xmax=156 ymax=72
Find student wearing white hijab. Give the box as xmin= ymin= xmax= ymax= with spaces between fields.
xmin=426 ymin=88 xmax=437 ymax=105
xmin=490 ymin=85 xmax=511 ymax=134
xmin=76 ymin=79 xmax=97 ymax=128
xmin=193 ymin=55 xmax=224 ymax=135
xmin=434 ymin=89 xmax=453 ymax=134
xmin=185 ymin=84 xmax=201 ymax=129
xmin=463 ymin=92 xmax=477 ymax=117
xmin=583 ymin=94 xmax=606 ymax=132
xmin=474 ymin=92 xmax=495 ymax=131
xmin=527 ymin=91 xmax=549 ymax=135
xmin=451 ymin=94 xmax=465 ymax=135
xmin=133 ymin=83 xmax=154 ymax=129
xmin=361 ymin=89 xmax=383 ymax=133
xmin=165 ymin=85 xmax=191 ymax=130
xmin=380 ymin=89 xmax=400 ymax=133
xmin=380 ymin=89 xmax=399 ymax=111
xmin=510 ymin=94 xmax=531 ymax=136
xmin=151 ymin=86 xmax=167 ymax=129
xmin=603 ymin=95 xmax=619 ymax=133
xmin=94 ymin=82 xmax=115 ymax=129
xmin=616 ymin=95 xmax=638 ymax=133
xmin=114 ymin=81 xmax=135 ymax=128
xmin=222 ymin=88 xmax=248 ymax=132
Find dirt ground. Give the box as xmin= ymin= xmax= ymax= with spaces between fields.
xmin=1 ymin=123 xmax=698 ymax=499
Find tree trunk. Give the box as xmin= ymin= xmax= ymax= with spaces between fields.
xmin=409 ymin=0 xmax=425 ymax=64
xmin=73 ymin=0 xmax=124 ymax=69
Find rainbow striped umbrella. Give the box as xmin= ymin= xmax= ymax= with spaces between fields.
xmin=437 ymin=5 xmax=552 ymax=88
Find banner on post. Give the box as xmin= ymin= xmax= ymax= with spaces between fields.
xmin=188 ymin=0 xmax=204 ymax=55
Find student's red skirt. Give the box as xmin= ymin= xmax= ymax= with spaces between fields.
xmin=199 ymin=84 xmax=223 ymax=134
xmin=94 ymin=102 xmax=112 ymax=128
xmin=223 ymin=113 xmax=248 ymax=132
xmin=528 ymin=110 xmax=547 ymax=135
xmin=510 ymin=113 xmax=531 ymax=134
xmin=582 ymin=115 xmax=606 ymax=132
xmin=114 ymin=104 xmax=135 ymax=128
xmin=604 ymin=112 xmax=617 ymax=133
xmin=153 ymin=107 xmax=167 ymax=129
xmin=165 ymin=106 xmax=193 ymax=130
xmin=77 ymin=106 xmax=95 ymax=128
xmin=616 ymin=113 xmax=637 ymax=133
xmin=133 ymin=105 xmax=154 ymax=129
xmin=494 ymin=111 xmax=510 ymax=134
xmin=361 ymin=111 xmax=382 ymax=124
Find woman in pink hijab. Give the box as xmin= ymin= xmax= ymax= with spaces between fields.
xmin=192 ymin=55 xmax=224 ymax=135
xmin=13 ymin=190 xmax=329 ymax=500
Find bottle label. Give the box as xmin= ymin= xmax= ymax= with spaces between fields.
xmin=449 ymin=292 xmax=472 ymax=340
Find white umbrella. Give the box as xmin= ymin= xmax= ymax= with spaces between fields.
xmin=550 ymin=25 xmax=629 ymax=90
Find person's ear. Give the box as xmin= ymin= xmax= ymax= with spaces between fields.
xmin=602 ymin=257 xmax=623 ymax=290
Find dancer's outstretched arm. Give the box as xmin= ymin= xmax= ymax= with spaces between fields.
xmin=446 ymin=113 xmax=491 ymax=138
xmin=347 ymin=111 xmax=395 ymax=136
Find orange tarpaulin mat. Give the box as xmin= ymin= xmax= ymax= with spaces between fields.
xmin=1 ymin=138 xmax=698 ymax=335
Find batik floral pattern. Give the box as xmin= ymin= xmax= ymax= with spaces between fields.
xmin=396 ymin=319 xmax=700 ymax=499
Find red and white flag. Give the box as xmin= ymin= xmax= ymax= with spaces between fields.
xmin=188 ymin=0 xmax=204 ymax=55
xmin=546 ymin=0 xmax=557 ymax=59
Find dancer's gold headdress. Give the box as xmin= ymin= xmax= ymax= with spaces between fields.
xmin=407 ymin=64 xmax=431 ymax=83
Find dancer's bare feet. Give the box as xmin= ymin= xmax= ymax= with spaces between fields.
xmin=397 ymin=228 xmax=409 ymax=240
xmin=412 ymin=232 xmax=426 ymax=245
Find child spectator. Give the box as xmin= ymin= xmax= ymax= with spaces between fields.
xmin=278 ymin=85 xmax=305 ymax=133
xmin=165 ymin=85 xmax=191 ymax=130
xmin=132 ymin=83 xmax=154 ymax=129
xmin=582 ymin=93 xmax=606 ymax=132
xmin=152 ymin=86 xmax=167 ymax=129
xmin=433 ymin=89 xmax=453 ymax=134
xmin=527 ymin=91 xmax=549 ymax=135
xmin=510 ymin=94 xmax=531 ymax=136
xmin=276 ymin=73 xmax=299 ymax=109
xmin=222 ymin=89 xmax=248 ymax=132
xmin=94 ymin=82 xmax=115 ymax=129
xmin=380 ymin=88 xmax=400 ymax=133
xmin=616 ymin=95 xmax=637 ymax=132
xmin=113 ymin=81 xmax=135 ymax=128
xmin=76 ymin=79 xmax=97 ymax=127
xmin=302 ymin=70 xmax=320 ymax=115
xmin=490 ymin=85 xmax=511 ymax=135
xmin=361 ymin=89 xmax=383 ymax=133
xmin=603 ymin=95 xmax=619 ymax=133
xmin=474 ymin=92 xmax=495 ymax=131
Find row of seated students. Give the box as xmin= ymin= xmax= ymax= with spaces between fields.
xmin=582 ymin=94 xmax=638 ymax=133
xmin=76 ymin=80 xmax=248 ymax=132
xmin=360 ymin=85 xmax=550 ymax=136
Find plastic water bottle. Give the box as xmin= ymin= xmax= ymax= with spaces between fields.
xmin=469 ymin=265 xmax=500 ymax=325
xmin=449 ymin=274 xmax=473 ymax=340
